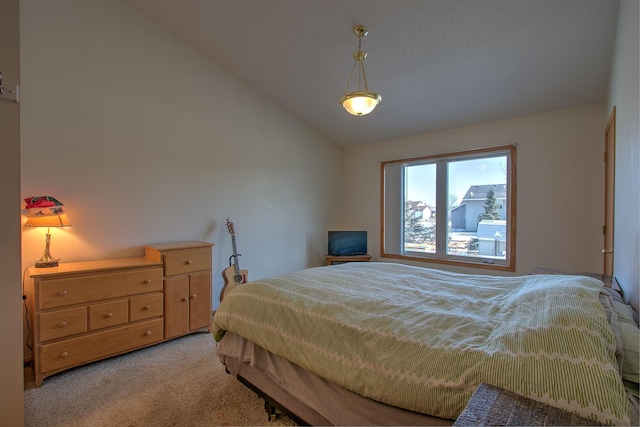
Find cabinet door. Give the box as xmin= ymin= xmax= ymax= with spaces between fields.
xmin=189 ymin=271 xmax=212 ymax=331
xmin=164 ymin=276 xmax=190 ymax=339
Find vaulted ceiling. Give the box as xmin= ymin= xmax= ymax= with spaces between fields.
xmin=122 ymin=0 xmax=620 ymax=146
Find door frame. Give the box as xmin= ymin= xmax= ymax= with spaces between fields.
xmin=603 ymin=107 xmax=616 ymax=275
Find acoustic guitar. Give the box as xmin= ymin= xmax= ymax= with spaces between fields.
xmin=220 ymin=218 xmax=248 ymax=301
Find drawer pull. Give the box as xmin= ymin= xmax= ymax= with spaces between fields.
xmin=191 ymin=294 xmax=197 ymax=299
xmin=185 ymin=260 xmax=193 ymax=265
xmin=58 ymin=290 xmax=68 ymax=296
xmin=145 ymin=330 xmax=152 ymax=336
xmin=143 ymin=279 xmax=151 ymax=284
xmin=105 ymin=312 xmax=113 ymax=318
xmin=59 ymin=321 xmax=68 ymax=328
xmin=183 ymin=296 xmax=189 ymax=302
xmin=60 ymin=351 xmax=69 ymax=358
xmin=144 ymin=305 xmax=151 ymax=311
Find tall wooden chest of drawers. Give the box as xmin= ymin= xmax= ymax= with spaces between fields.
xmin=29 ymin=257 xmax=164 ymax=387
xmin=144 ymin=241 xmax=214 ymax=340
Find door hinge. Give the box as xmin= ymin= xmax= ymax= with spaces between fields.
xmin=0 ymin=71 xmax=19 ymax=103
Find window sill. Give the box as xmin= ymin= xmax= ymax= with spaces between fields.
xmin=381 ymin=253 xmax=515 ymax=272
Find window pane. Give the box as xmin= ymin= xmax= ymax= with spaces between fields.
xmin=404 ymin=163 xmax=436 ymax=254
xmin=448 ymin=156 xmax=507 ymax=259
xmin=381 ymin=145 xmax=515 ymax=271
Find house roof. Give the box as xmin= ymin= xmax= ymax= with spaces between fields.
xmin=122 ymin=0 xmax=619 ymax=147
xmin=406 ymin=200 xmax=427 ymax=211
xmin=462 ymin=184 xmax=507 ymax=201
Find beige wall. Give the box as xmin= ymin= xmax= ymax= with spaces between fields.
xmin=0 ymin=0 xmax=24 ymax=424
xmin=606 ymin=0 xmax=640 ymax=312
xmin=343 ymin=104 xmax=607 ymax=277
xmin=20 ymin=0 xmax=342 ymax=356
xmin=13 ymin=0 xmax=638 ymax=413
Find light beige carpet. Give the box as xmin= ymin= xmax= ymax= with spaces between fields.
xmin=24 ymin=333 xmax=296 ymax=426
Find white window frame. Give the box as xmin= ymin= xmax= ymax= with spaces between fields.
xmin=380 ymin=145 xmax=516 ymax=272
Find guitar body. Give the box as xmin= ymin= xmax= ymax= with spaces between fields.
xmin=219 ymin=218 xmax=249 ymax=302
xmin=220 ymin=265 xmax=248 ymax=301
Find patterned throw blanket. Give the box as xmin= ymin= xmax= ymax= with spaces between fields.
xmin=213 ymin=262 xmax=630 ymax=425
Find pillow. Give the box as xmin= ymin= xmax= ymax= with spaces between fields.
xmin=607 ymin=287 xmax=639 ymax=325
xmin=607 ymin=287 xmax=626 ymax=304
xmin=612 ymin=301 xmax=640 ymax=386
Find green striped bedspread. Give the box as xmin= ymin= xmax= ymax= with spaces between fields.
xmin=213 ymin=262 xmax=630 ymax=425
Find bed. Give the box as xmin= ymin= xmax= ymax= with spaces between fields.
xmin=213 ymin=262 xmax=639 ymax=426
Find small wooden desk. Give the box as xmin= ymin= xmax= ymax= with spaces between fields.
xmin=324 ymin=255 xmax=371 ymax=266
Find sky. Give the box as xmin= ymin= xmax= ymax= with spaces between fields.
xmin=406 ymin=156 xmax=507 ymax=207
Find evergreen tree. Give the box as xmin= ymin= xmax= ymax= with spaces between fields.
xmin=477 ymin=187 xmax=501 ymax=223
xmin=404 ymin=201 xmax=430 ymax=243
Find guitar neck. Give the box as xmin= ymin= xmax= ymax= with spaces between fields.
xmin=231 ymin=235 xmax=241 ymax=274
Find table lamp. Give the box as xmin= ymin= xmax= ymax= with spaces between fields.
xmin=23 ymin=196 xmax=71 ymax=268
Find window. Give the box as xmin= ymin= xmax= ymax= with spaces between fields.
xmin=381 ymin=145 xmax=516 ymax=271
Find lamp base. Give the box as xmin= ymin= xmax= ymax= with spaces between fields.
xmin=34 ymin=231 xmax=60 ymax=268
xmin=35 ymin=259 xmax=59 ymax=268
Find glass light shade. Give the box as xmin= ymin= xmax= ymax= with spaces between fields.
xmin=25 ymin=214 xmax=71 ymax=228
xmin=340 ymin=91 xmax=382 ymax=116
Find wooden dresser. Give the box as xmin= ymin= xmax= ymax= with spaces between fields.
xmin=29 ymin=257 xmax=165 ymax=387
xmin=28 ymin=241 xmax=214 ymax=387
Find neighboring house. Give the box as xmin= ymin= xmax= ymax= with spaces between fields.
xmin=477 ymin=220 xmax=507 ymax=257
xmin=450 ymin=184 xmax=507 ymax=232
xmin=406 ymin=200 xmax=432 ymax=220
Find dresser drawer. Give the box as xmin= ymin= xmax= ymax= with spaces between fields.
xmin=38 ymin=267 xmax=163 ymax=309
xmin=89 ymin=299 xmax=128 ymax=331
xmin=130 ymin=293 xmax=163 ymax=322
xmin=40 ymin=318 xmax=163 ymax=373
xmin=39 ymin=307 xmax=87 ymax=342
xmin=164 ymin=249 xmax=211 ymax=276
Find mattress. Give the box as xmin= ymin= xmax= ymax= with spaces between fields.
xmin=214 ymin=262 xmax=633 ymax=425
xmin=217 ymin=332 xmax=453 ymax=425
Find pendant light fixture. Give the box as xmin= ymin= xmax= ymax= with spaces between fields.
xmin=339 ymin=25 xmax=382 ymax=116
